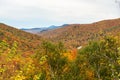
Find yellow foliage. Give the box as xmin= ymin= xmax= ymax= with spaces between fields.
xmin=86 ymin=70 xmax=94 ymax=80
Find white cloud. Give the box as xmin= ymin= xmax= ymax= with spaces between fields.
xmin=0 ymin=0 xmax=119 ymax=28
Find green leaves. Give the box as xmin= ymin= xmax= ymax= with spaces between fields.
xmin=0 ymin=40 xmax=9 ymax=54
xmin=79 ymin=35 xmax=120 ymax=79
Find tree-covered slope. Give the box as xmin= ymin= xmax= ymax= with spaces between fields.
xmin=0 ymin=34 xmax=120 ymax=80
xmin=39 ymin=18 xmax=120 ymax=48
xmin=0 ymin=18 xmax=120 ymax=80
xmin=0 ymin=23 xmax=42 ymax=51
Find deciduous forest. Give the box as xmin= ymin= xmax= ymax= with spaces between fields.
xmin=0 ymin=19 xmax=120 ymax=80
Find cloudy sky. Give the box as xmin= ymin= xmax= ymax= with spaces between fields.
xmin=0 ymin=0 xmax=120 ymax=29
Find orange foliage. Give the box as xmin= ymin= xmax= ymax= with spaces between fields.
xmin=63 ymin=49 xmax=77 ymax=61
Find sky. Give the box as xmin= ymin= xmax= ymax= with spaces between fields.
xmin=0 ymin=0 xmax=120 ymax=29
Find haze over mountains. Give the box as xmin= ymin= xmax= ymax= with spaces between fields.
xmin=0 ymin=18 xmax=120 ymax=49
xmin=22 ymin=24 xmax=69 ymax=33
xmin=0 ymin=0 xmax=120 ymax=79
xmin=1 ymin=18 xmax=120 ymax=80
xmin=38 ymin=18 xmax=120 ymax=48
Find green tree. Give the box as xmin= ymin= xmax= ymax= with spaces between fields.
xmin=79 ymin=35 xmax=120 ymax=80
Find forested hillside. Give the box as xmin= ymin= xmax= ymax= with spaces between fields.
xmin=0 ymin=23 xmax=42 ymax=51
xmin=39 ymin=18 xmax=120 ymax=48
xmin=0 ymin=18 xmax=120 ymax=80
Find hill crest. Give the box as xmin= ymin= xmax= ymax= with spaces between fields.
xmin=38 ymin=18 xmax=120 ymax=48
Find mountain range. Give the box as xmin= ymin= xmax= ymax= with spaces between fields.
xmin=21 ymin=24 xmax=69 ymax=33
xmin=0 ymin=18 xmax=120 ymax=50
xmin=38 ymin=18 xmax=120 ymax=48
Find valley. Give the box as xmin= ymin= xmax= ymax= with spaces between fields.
xmin=0 ymin=18 xmax=120 ymax=80
xmin=38 ymin=18 xmax=120 ymax=48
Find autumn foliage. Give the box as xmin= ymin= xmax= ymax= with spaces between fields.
xmin=0 ymin=19 xmax=120 ymax=80
xmin=0 ymin=34 xmax=120 ymax=80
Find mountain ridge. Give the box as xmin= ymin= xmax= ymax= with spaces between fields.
xmin=0 ymin=18 xmax=120 ymax=49
xmin=21 ymin=24 xmax=69 ymax=33
xmin=38 ymin=18 xmax=120 ymax=48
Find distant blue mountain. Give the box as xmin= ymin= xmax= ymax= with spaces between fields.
xmin=21 ymin=28 xmax=46 ymax=33
xmin=47 ymin=24 xmax=69 ymax=29
xmin=21 ymin=24 xmax=69 ymax=34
